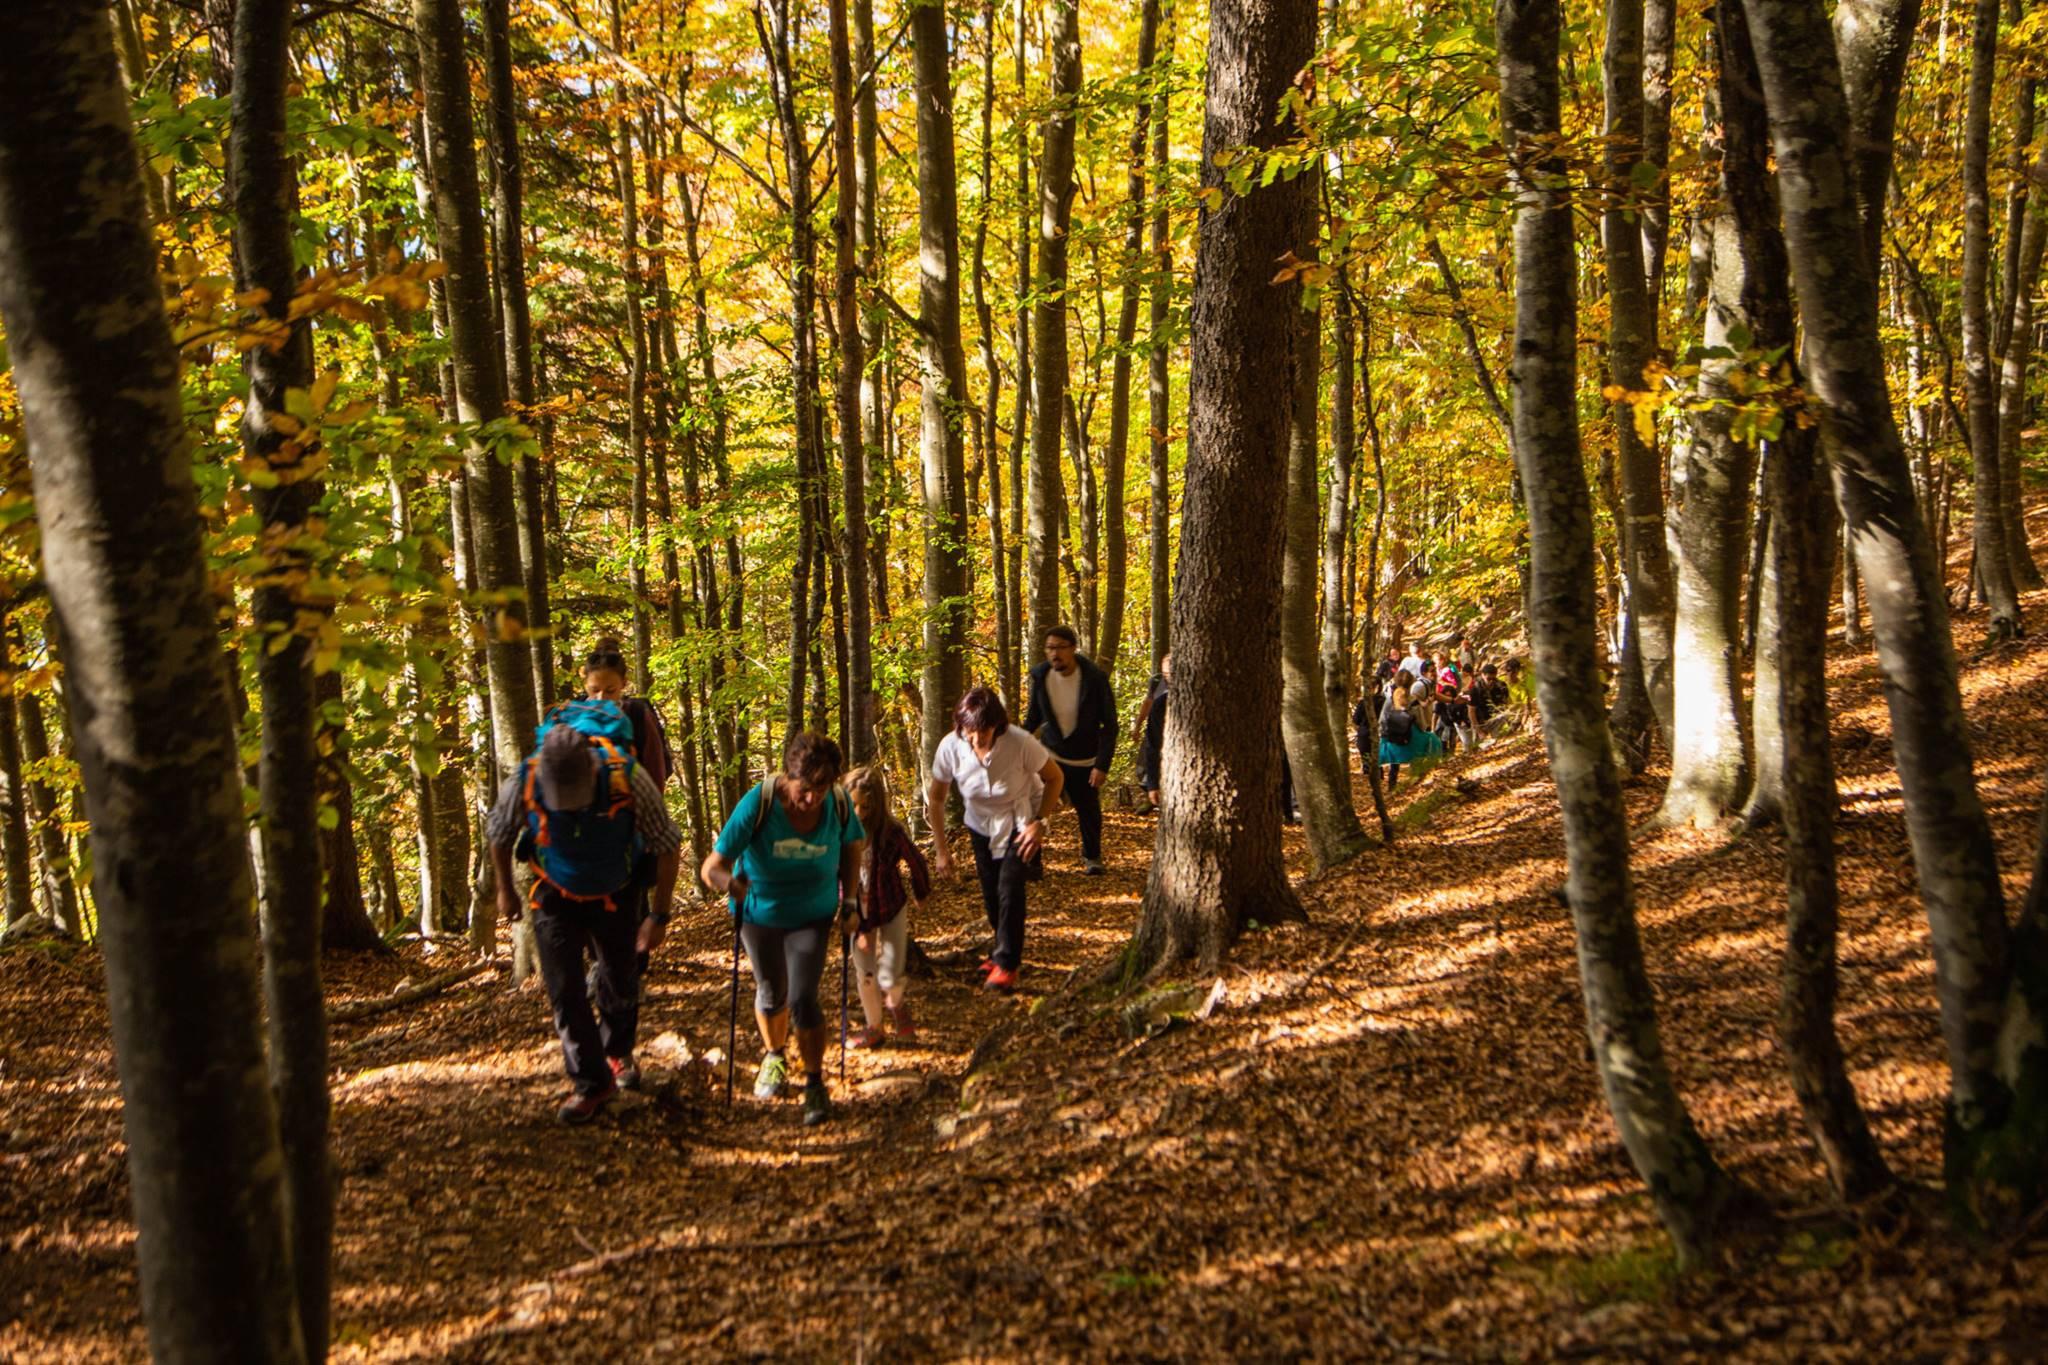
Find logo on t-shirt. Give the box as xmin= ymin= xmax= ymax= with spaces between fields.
xmin=771 ymin=837 xmax=828 ymax=861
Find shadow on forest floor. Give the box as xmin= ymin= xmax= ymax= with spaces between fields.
xmin=6 ymin=555 xmax=2048 ymax=1360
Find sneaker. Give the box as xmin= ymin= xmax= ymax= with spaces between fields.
xmin=847 ymin=1026 xmax=886 ymax=1050
xmin=888 ymin=1002 xmax=917 ymax=1041
xmin=984 ymin=965 xmax=1018 ymax=992
xmin=978 ymin=958 xmax=997 ymax=976
xmin=608 ymin=1054 xmax=642 ymax=1090
xmin=801 ymin=1079 xmax=833 ymax=1126
xmin=753 ymin=1051 xmax=790 ymax=1100
xmin=557 ymin=1081 xmax=618 ymax=1125
xmin=1083 ymin=859 xmax=1106 ymax=876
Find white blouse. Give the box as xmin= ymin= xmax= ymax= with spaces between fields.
xmin=932 ymin=728 xmax=1052 ymax=858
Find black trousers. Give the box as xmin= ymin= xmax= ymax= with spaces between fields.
xmin=532 ymin=887 xmax=640 ymax=1095
xmin=969 ymin=830 xmax=1030 ymax=970
xmin=1058 ymin=761 xmax=1104 ymax=860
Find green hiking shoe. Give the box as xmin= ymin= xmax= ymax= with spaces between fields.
xmin=802 ymin=1078 xmax=833 ymax=1127
xmin=753 ymin=1051 xmax=789 ymax=1100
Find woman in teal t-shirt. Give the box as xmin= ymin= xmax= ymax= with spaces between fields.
xmin=699 ymin=731 xmax=866 ymax=1125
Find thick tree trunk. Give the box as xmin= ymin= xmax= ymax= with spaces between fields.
xmin=1961 ymin=0 xmax=2024 ymax=637
xmin=1499 ymin=0 xmax=1740 ymax=1266
xmin=1027 ymin=0 xmax=1081 ymax=643
xmin=1281 ymin=292 xmax=1369 ymax=871
xmin=483 ymin=0 xmax=553 ymax=715
xmin=1603 ymin=0 xmax=1676 ymax=755
xmin=910 ymin=0 xmax=973 ymax=770
xmin=1129 ymin=0 xmax=1312 ymax=976
xmin=416 ymin=0 xmax=541 ymax=781
xmin=1147 ymin=8 xmax=1175 ymax=670
xmin=1745 ymin=0 xmax=2048 ymax=1229
xmin=231 ymin=2 xmax=333 ymax=1353
xmin=1098 ymin=0 xmax=1160 ymax=679
xmin=827 ymin=0 xmax=875 ymax=763
xmin=0 ymin=9 xmax=305 ymax=1356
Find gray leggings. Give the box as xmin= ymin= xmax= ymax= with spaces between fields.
xmin=740 ymin=916 xmax=834 ymax=1030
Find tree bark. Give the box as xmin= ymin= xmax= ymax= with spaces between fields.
xmin=231 ymin=1 xmax=333 ymax=1351
xmin=315 ymin=669 xmax=386 ymax=955
xmin=1356 ymin=281 xmax=1397 ymax=844
xmin=0 ymin=9 xmax=305 ymax=1356
xmin=1321 ymin=277 xmax=1360 ymax=754
xmin=1745 ymin=0 xmax=2048 ymax=1228
xmin=1499 ymin=0 xmax=1741 ymax=1266
xmin=1603 ymin=0 xmax=1676 ymax=756
xmin=971 ymin=0 xmax=1015 ymax=707
xmin=1961 ymin=0 xmax=2024 ymax=637
xmin=1129 ymin=0 xmax=1312 ymax=976
xmin=910 ymin=0 xmax=974 ymax=769
xmin=15 ymin=675 xmax=79 ymax=933
xmin=1147 ymin=7 xmax=1175 ymax=670
xmin=0 ymin=630 xmax=34 ymax=927
xmin=1281 ymin=284 xmax=1369 ymax=872
xmin=416 ymin=0 xmax=541 ymax=782
xmin=827 ymin=0 xmax=875 ymax=763
xmin=1027 ymin=0 xmax=1081 ymax=643
xmin=1997 ymin=147 xmax=2048 ymax=590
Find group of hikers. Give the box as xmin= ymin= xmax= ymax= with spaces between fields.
xmin=1356 ymin=637 xmax=1516 ymax=792
xmin=489 ymin=621 xmax=1512 ymax=1127
xmin=488 ymin=623 xmax=1135 ymax=1128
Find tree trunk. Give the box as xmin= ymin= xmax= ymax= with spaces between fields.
xmin=1027 ymin=0 xmax=1081 ymax=643
xmin=1007 ymin=0 xmax=1031 ymax=701
xmin=483 ymin=0 xmax=553 ymax=715
xmin=0 ymin=10 xmax=305 ymax=1355
xmin=0 ymin=630 xmax=34 ymax=927
xmin=1996 ymin=147 xmax=2048 ymax=590
xmin=1281 ymin=288 xmax=1369 ymax=872
xmin=16 ymin=677 xmax=79 ymax=933
xmin=1499 ymin=0 xmax=1741 ymax=1266
xmin=1745 ymin=0 xmax=2048 ymax=1229
xmin=416 ymin=0 xmax=541 ymax=781
xmin=1642 ymin=0 xmax=1677 ymax=304
xmin=1098 ymin=0 xmax=1160 ymax=679
xmin=315 ymin=670 xmax=385 ymax=955
xmin=230 ymin=1 xmax=333 ymax=1351
xmin=910 ymin=0 xmax=974 ymax=769
xmin=828 ymin=0 xmax=876 ymax=763
xmin=1321 ymin=278 xmax=1360 ymax=753
xmin=1129 ymin=0 xmax=1313 ymax=977
xmin=1148 ymin=8 xmax=1175 ymax=671
xmin=1961 ymin=0 xmax=2024 ymax=637
xmin=971 ymin=0 xmax=1015 ymax=708
xmin=1603 ymin=0 xmax=1676 ymax=756
xmin=1357 ymin=282 xmax=1397 ymax=845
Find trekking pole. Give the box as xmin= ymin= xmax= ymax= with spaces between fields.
xmin=839 ymin=929 xmax=850 ymax=1085
xmin=726 ymin=907 xmax=740 ymax=1106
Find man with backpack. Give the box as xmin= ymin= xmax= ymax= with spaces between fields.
xmin=486 ymin=709 xmax=684 ymax=1124
xmin=1022 ymin=624 xmax=1118 ymax=875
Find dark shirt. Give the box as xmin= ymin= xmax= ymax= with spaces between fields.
xmin=859 ymin=818 xmax=931 ymax=931
xmin=1023 ymin=654 xmax=1119 ymax=771
xmin=1142 ymin=675 xmax=1168 ymax=751
xmin=1469 ymin=679 xmax=1509 ymax=723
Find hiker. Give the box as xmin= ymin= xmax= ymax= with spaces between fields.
xmin=1469 ymin=663 xmax=1511 ymax=745
xmin=487 ymin=715 xmax=683 ymax=1124
xmin=1376 ymin=648 xmax=1400 ymax=686
xmin=1379 ymin=669 xmax=1443 ymax=793
xmin=1435 ymin=657 xmax=1473 ymax=754
xmin=1409 ymin=662 xmax=1437 ymax=738
xmin=699 ymin=732 xmax=866 ymax=1127
xmin=1022 ymin=624 xmax=1117 ymax=875
xmin=1132 ymin=652 xmax=1171 ymax=815
xmin=927 ymin=687 xmax=1065 ymax=992
xmin=843 ymin=767 xmax=930 ymax=1048
xmin=580 ymin=637 xmax=673 ymax=987
xmin=1398 ymin=641 xmax=1427 ymax=680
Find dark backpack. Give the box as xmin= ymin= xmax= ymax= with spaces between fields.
xmin=1383 ymin=707 xmax=1415 ymax=745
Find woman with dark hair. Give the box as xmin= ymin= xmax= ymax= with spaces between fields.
xmin=699 ymin=731 xmax=865 ymax=1125
xmin=925 ymin=687 xmax=1064 ymax=991
xmin=580 ymin=636 xmax=673 ymax=790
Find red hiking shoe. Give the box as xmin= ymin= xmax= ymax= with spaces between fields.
xmin=608 ymin=1055 xmax=642 ymax=1091
xmin=847 ymin=1026 xmax=886 ymax=1050
xmin=889 ymin=1002 xmax=917 ymax=1041
xmin=983 ymin=965 xmax=1018 ymax=992
xmin=557 ymin=1081 xmax=618 ymax=1125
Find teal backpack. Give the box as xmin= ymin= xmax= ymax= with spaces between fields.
xmin=520 ymin=700 xmax=643 ymax=911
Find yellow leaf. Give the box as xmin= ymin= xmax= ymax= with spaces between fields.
xmin=310 ymin=369 xmax=340 ymax=416
xmin=1633 ymin=401 xmax=1657 ymax=445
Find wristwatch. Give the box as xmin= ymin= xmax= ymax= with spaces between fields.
xmin=649 ymin=904 xmax=672 ymax=926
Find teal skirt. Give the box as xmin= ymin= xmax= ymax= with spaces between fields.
xmin=1378 ymin=728 xmax=1444 ymax=766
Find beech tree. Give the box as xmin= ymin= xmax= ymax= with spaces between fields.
xmin=1027 ymin=0 xmax=1081 ymax=644
xmin=0 ymin=7 xmax=305 ymax=1357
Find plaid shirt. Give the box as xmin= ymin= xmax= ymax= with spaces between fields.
xmin=857 ymin=818 xmax=931 ymax=932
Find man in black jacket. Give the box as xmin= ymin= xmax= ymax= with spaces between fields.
xmin=1022 ymin=624 xmax=1117 ymax=874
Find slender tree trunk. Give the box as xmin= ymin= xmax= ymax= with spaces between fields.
xmin=1007 ymin=0 xmax=1031 ymax=699
xmin=483 ymin=0 xmax=553 ymax=714
xmin=971 ymin=0 xmax=1015 ymax=706
xmin=1746 ymin=0 xmax=2048 ymax=1227
xmin=1281 ymin=279 xmax=1369 ymax=871
xmin=1642 ymin=0 xmax=1677 ymax=304
xmin=1356 ymin=281 xmax=1397 ymax=844
xmin=1997 ymin=146 xmax=2048 ymax=589
xmin=1603 ymin=0 xmax=1676 ymax=756
xmin=826 ymin=0 xmax=875 ymax=762
xmin=909 ymin=0 xmax=974 ymax=769
xmin=1097 ymin=0 xmax=1159 ymax=678
xmin=16 ymin=677 xmax=79 ymax=933
xmin=231 ymin=2 xmax=333 ymax=1351
xmin=315 ymin=670 xmax=385 ymax=955
xmin=416 ymin=0 xmax=541 ymax=780
xmin=1130 ymin=0 xmax=1312 ymax=977
xmin=0 ymin=10 xmax=305 ymax=1354
xmin=1148 ymin=7 xmax=1175 ymax=670
xmin=1962 ymin=0 xmax=2024 ymax=636
xmin=1499 ymin=0 xmax=1741 ymax=1266
xmin=1027 ymin=0 xmax=1081 ymax=642
xmin=1321 ymin=277 xmax=1360 ymax=754
xmin=0 ymin=630 xmax=34 ymax=927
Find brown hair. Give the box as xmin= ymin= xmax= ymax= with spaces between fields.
xmin=584 ymin=636 xmax=627 ymax=675
xmin=953 ymin=686 xmax=1009 ymax=738
xmin=1043 ymin=624 xmax=1079 ymax=647
xmin=845 ymin=766 xmax=892 ymax=884
xmin=781 ymin=730 xmax=844 ymax=787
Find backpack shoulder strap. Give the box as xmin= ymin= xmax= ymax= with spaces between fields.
xmin=747 ymin=776 xmax=777 ymax=846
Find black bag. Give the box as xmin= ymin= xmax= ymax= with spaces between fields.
xmin=1383 ymin=707 xmax=1415 ymax=745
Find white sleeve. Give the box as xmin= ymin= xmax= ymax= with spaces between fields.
xmin=1017 ymin=731 xmax=1051 ymax=770
xmin=930 ymin=734 xmax=958 ymax=785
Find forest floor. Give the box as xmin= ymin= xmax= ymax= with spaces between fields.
xmin=9 ymin=543 xmax=2048 ymax=1360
